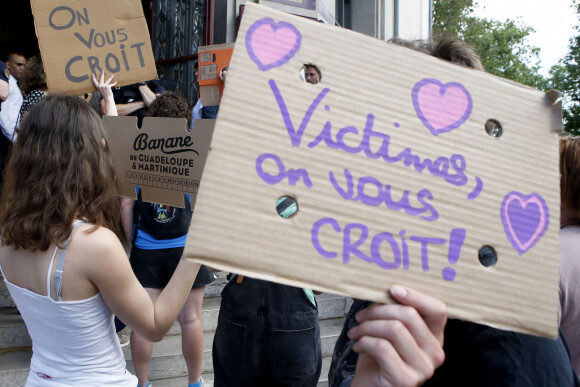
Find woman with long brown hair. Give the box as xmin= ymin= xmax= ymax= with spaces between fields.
xmin=559 ymin=136 xmax=580 ymax=374
xmin=0 ymin=73 xmax=200 ymax=386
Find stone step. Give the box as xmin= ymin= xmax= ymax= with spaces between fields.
xmin=0 ymin=349 xmax=32 ymax=386
xmin=0 ymin=348 xmax=334 ymax=387
xmin=123 ymin=316 xmax=344 ymax=381
xmin=0 ymin=308 xmax=31 ymax=349
xmin=0 ymin=272 xmax=350 ymax=348
xmin=150 ymin=355 xmax=332 ymax=387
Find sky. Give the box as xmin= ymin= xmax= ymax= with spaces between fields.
xmin=473 ymin=0 xmax=577 ymax=75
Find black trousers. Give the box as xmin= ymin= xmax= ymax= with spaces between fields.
xmin=213 ymin=277 xmax=322 ymax=387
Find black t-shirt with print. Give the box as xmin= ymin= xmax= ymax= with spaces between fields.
xmin=134 ymin=190 xmax=192 ymax=240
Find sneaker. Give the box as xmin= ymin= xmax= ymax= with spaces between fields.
xmin=188 ymin=378 xmax=208 ymax=387
xmin=117 ymin=331 xmax=130 ymax=348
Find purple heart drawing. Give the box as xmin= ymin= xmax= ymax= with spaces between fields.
xmin=500 ymin=192 xmax=549 ymax=255
xmin=412 ymin=78 xmax=473 ymax=136
xmin=245 ymin=18 xmax=302 ymax=71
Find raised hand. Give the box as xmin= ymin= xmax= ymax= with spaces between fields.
xmin=349 ymin=286 xmax=447 ymax=387
xmin=91 ymin=71 xmax=118 ymax=116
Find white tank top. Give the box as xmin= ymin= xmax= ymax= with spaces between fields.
xmin=0 ymin=221 xmax=137 ymax=386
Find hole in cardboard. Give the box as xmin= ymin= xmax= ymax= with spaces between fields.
xmin=485 ymin=119 xmax=503 ymax=138
xmin=301 ymin=63 xmax=321 ymax=85
xmin=478 ymin=245 xmax=498 ymax=267
xmin=276 ymin=196 xmax=298 ymax=219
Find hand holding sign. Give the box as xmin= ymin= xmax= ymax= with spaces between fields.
xmin=349 ymin=286 xmax=446 ymax=387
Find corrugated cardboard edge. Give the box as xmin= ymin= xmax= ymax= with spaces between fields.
xmin=546 ymin=90 xmax=563 ymax=133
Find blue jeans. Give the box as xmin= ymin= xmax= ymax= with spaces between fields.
xmin=201 ymin=105 xmax=219 ymax=119
xmin=212 ymin=277 xmax=322 ymax=387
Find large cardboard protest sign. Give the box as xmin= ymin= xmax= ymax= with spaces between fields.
xmin=104 ymin=117 xmax=215 ymax=208
xmin=31 ymin=0 xmax=157 ymax=95
xmin=183 ymin=3 xmax=562 ymax=337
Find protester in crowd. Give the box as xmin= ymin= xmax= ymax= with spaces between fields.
xmin=328 ymin=37 xmax=579 ymax=387
xmin=119 ymin=91 xmax=214 ymax=387
xmin=0 ymin=53 xmax=26 ymax=141
xmin=0 ymin=60 xmax=9 ymax=106
xmin=0 ymin=58 xmax=13 ymax=190
xmin=192 ymin=98 xmax=203 ymax=122
xmin=0 ymin=72 xmax=201 ymax=386
xmin=191 ymin=61 xmax=203 ymax=125
xmin=207 ymin=60 xmax=320 ymax=387
xmin=211 ymin=130 xmax=322 ymax=387
xmin=212 ymin=274 xmax=322 ymax=386
xmin=559 ymin=136 xmax=580 ymax=374
xmin=302 ymin=63 xmax=321 ymax=84
xmin=18 ymin=54 xmax=47 ymax=128
xmin=106 ymin=75 xmax=166 ymax=347
xmin=109 ymin=81 xmax=160 ymax=127
xmin=155 ymin=64 xmax=178 ymax=92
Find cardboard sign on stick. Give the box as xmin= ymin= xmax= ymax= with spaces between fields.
xmin=183 ymin=3 xmax=561 ymax=337
xmin=104 ymin=117 xmax=215 ymax=208
xmin=31 ymin=0 xmax=157 ymax=95
xmin=198 ymin=44 xmax=235 ymax=107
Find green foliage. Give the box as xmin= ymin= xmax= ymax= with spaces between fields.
xmin=432 ymin=0 xmax=476 ymax=37
xmin=549 ymin=0 xmax=580 ymax=135
xmin=432 ymin=0 xmax=548 ymax=89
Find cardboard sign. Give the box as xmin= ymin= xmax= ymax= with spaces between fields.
xmin=265 ymin=0 xmax=317 ymax=10
xmin=31 ymin=0 xmax=157 ymax=95
xmin=198 ymin=44 xmax=234 ymax=107
xmin=104 ymin=117 xmax=215 ymax=208
xmin=183 ymin=3 xmax=562 ymax=337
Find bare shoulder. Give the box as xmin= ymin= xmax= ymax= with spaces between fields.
xmin=76 ymin=224 xmax=120 ymax=245
xmin=70 ymin=225 xmax=126 ymax=263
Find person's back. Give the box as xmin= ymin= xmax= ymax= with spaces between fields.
xmin=0 ymin=222 xmax=135 ymax=386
